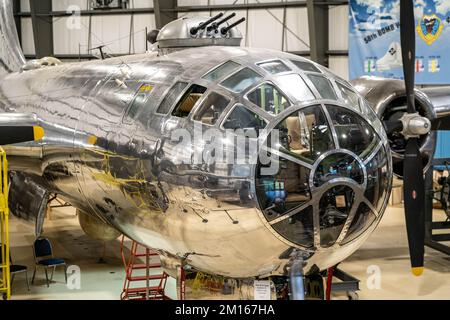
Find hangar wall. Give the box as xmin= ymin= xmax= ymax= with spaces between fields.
xmin=18 ymin=0 xmax=349 ymax=79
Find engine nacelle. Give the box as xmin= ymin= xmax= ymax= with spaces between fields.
xmin=351 ymin=76 xmax=437 ymax=177
xmin=77 ymin=209 xmax=121 ymax=241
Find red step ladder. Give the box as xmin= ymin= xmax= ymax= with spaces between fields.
xmin=120 ymin=236 xmax=170 ymax=300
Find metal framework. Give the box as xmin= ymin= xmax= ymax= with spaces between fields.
xmin=15 ymin=0 xmax=348 ymax=62
xmin=307 ymin=0 xmax=328 ymax=66
xmin=0 ymin=147 xmax=10 ymax=300
xmin=29 ymin=0 xmax=53 ymax=58
xmin=424 ymin=160 xmax=450 ymax=255
xmin=154 ymin=0 xmax=177 ymax=30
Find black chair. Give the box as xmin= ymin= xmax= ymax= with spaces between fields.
xmin=0 ymin=244 xmax=29 ymax=291
xmin=31 ymin=238 xmax=67 ymax=287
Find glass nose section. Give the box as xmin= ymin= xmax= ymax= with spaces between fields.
xmin=256 ymin=104 xmax=386 ymax=249
xmin=273 ymin=105 xmax=335 ymax=164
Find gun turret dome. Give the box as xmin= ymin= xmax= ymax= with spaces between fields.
xmin=156 ymin=14 xmax=244 ymax=53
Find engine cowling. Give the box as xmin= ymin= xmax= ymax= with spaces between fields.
xmin=351 ymin=76 xmax=437 ymax=177
xmin=77 ymin=209 xmax=122 ymax=241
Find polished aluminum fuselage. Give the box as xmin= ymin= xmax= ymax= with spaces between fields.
xmin=0 ymin=47 xmax=390 ymax=277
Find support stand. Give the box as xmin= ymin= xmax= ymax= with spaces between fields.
xmin=286 ymin=250 xmax=306 ymax=300
xmin=328 ymin=266 xmax=360 ymax=300
xmin=176 ymin=263 xmax=186 ymax=300
xmin=424 ymin=159 xmax=450 ymax=255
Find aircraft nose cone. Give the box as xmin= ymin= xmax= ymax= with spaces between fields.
xmin=254 ymin=103 xmax=391 ymax=251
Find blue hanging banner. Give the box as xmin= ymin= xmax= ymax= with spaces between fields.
xmin=349 ymin=0 xmax=450 ymax=84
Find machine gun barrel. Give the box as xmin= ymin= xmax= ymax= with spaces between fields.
xmin=190 ymin=13 xmax=224 ymax=35
xmin=207 ymin=13 xmax=236 ymax=32
xmin=220 ymin=17 xmax=246 ymax=35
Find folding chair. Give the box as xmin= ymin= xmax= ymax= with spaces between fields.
xmin=31 ymin=238 xmax=67 ymax=287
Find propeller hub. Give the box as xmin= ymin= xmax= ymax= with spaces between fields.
xmin=400 ymin=113 xmax=431 ymax=138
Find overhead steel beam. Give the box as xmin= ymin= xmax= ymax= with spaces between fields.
xmin=307 ymin=0 xmax=329 ymax=66
xmin=174 ymin=0 xmax=348 ymax=12
xmin=154 ymin=0 xmax=177 ymax=30
xmin=12 ymin=0 xmax=21 ymax=46
xmin=16 ymin=8 xmax=155 ymax=17
xmin=29 ymin=0 xmax=53 ymax=58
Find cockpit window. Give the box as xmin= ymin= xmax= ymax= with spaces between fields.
xmin=257 ymin=60 xmax=291 ymax=74
xmin=220 ymin=67 xmax=263 ymax=93
xmin=326 ymin=105 xmax=378 ymax=159
xmin=307 ymin=74 xmax=337 ymax=100
xmin=290 ymin=59 xmax=322 ymax=73
xmin=336 ymin=82 xmax=360 ymax=110
xmin=124 ymin=84 xmax=154 ymax=123
xmin=223 ymin=104 xmax=267 ymax=132
xmin=276 ymin=74 xmax=315 ymax=102
xmin=172 ymin=84 xmax=207 ymax=118
xmin=275 ymin=106 xmax=334 ymax=163
xmin=247 ymin=83 xmax=290 ymax=115
xmin=156 ymin=82 xmax=188 ymax=114
xmin=202 ymin=61 xmax=241 ymax=82
xmin=193 ymin=91 xmax=230 ymax=125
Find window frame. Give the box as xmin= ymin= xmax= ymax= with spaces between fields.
xmin=122 ymin=82 xmax=155 ymax=124
xmin=244 ymin=80 xmax=292 ymax=117
xmin=154 ymin=81 xmax=190 ymax=116
xmin=219 ymin=66 xmax=264 ymax=94
xmin=201 ymin=60 xmax=242 ymax=82
xmin=171 ymin=83 xmax=208 ymax=119
xmin=335 ymin=80 xmax=362 ymax=112
xmin=220 ymin=103 xmax=269 ymax=132
xmin=191 ymin=90 xmax=233 ymax=127
xmin=288 ymin=59 xmax=323 ymax=74
xmin=256 ymin=59 xmax=292 ymax=76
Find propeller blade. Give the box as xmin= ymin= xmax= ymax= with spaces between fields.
xmin=431 ymin=115 xmax=450 ymax=131
xmin=400 ymin=0 xmax=425 ymax=275
xmin=0 ymin=126 xmax=44 ymax=145
xmin=403 ymin=138 xmax=425 ymax=276
xmin=400 ymin=0 xmax=416 ymax=114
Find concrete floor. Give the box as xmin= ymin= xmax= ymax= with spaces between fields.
xmin=7 ymin=204 xmax=450 ymax=300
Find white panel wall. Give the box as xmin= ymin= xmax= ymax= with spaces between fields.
xmin=21 ymin=18 xmax=35 ymax=55
xmin=328 ymin=5 xmax=349 ymax=79
xmin=131 ymin=0 xmax=154 ymax=8
xmin=329 ymin=56 xmax=349 ymax=80
xmin=247 ymin=9 xmax=283 ymax=50
xmin=53 ymin=0 xmax=88 ymax=11
xmin=20 ymin=0 xmax=30 ymax=12
xmin=328 ymin=5 xmax=348 ymax=51
xmin=51 ymin=14 xmax=155 ymax=55
xmin=284 ymin=8 xmax=309 ymax=52
xmin=132 ymin=14 xmax=157 ymax=52
xmin=178 ymin=0 xmax=307 ymax=4
xmin=53 ymin=16 xmax=90 ymax=55
xmin=52 ymin=0 xmax=154 ymax=11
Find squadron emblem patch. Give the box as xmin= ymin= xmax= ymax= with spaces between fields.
xmin=417 ymin=14 xmax=443 ymax=45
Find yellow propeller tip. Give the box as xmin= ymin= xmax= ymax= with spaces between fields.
xmin=87 ymin=135 xmax=97 ymax=145
xmin=33 ymin=126 xmax=45 ymax=141
xmin=411 ymin=267 xmax=424 ymax=276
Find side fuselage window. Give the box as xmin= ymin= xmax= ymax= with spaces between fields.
xmin=156 ymin=82 xmax=188 ymax=114
xmin=124 ymin=84 xmax=154 ymax=123
xmin=172 ymin=84 xmax=207 ymax=118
